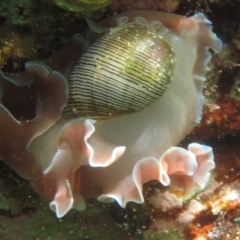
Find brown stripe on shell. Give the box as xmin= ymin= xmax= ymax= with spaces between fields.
xmin=62 ymin=24 xmax=176 ymax=120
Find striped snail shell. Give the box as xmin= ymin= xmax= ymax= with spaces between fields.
xmin=63 ymin=24 xmax=176 ymax=120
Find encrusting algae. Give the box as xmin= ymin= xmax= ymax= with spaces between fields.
xmin=0 ymin=30 xmax=36 ymax=68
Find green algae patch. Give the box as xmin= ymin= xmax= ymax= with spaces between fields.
xmin=0 ymin=163 xmax=132 ymax=240
xmin=44 ymin=0 xmax=112 ymax=12
xmin=0 ymin=200 xmax=132 ymax=240
xmin=144 ymin=228 xmax=184 ymax=240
